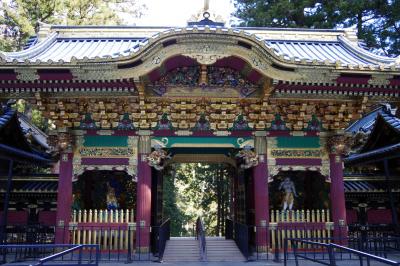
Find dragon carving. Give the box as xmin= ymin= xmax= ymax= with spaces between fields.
xmin=236 ymin=147 xmax=259 ymax=169
xmin=145 ymin=145 xmax=171 ymax=171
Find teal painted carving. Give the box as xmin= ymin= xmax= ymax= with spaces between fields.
xmin=116 ymin=113 xmax=135 ymax=130
xmin=269 ymin=114 xmax=289 ymax=131
xmin=154 ymin=113 xmax=174 ymax=130
xmin=229 ymin=114 xmax=252 ymax=131
xmin=305 ymin=115 xmax=324 ymax=131
xmin=276 ymin=136 xmax=320 ymax=148
xmin=192 ymin=113 xmax=211 ymax=131
xmin=79 ymin=113 xmax=97 ymax=129
xmin=151 ymin=136 xmax=253 ymax=148
xmin=83 ymin=135 xmax=128 ymax=147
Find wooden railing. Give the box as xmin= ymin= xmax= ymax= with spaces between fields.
xmin=270 ymin=209 xmax=333 ymax=250
xmin=69 ymin=209 xmax=135 ymax=251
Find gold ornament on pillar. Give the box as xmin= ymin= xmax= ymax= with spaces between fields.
xmin=145 ymin=144 xmax=171 ymax=171
xmin=327 ymin=134 xmax=352 ymax=155
xmin=48 ymin=129 xmax=73 ymax=154
xmin=236 ymin=146 xmax=259 ymax=169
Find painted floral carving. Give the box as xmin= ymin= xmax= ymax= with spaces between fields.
xmin=154 ymin=113 xmax=174 ymax=130
xmin=230 ymin=114 xmax=251 ymax=131
xmin=236 ymin=146 xmax=258 ymax=169
xmin=192 ymin=113 xmax=211 ymax=131
xmin=269 ymin=114 xmax=289 ymax=131
xmin=306 ymin=115 xmax=324 ymax=131
xmin=80 ymin=113 xmax=97 ymax=129
xmin=116 ymin=113 xmax=135 ymax=130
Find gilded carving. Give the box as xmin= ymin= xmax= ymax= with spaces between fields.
xmin=368 ymin=74 xmax=392 ymax=86
xmin=327 ymin=134 xmax=353 ymax=155
xmin=236 ymin=147 xmax=259 ymax=169
xmin=270 ymin=149 xmax=322 ymax=158
xmin=16 ymin=68 xmax=39 ymax=81
xmin=79 ymin=147 xmax=135 ymax=157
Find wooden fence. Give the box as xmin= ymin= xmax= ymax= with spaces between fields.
xmin=69 ymin=209 xmax=135 ymax=251
xmin=269 ymin=209 xmax=333 ymax=250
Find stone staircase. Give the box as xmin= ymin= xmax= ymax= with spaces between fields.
xmin=162 ymin=237 xmax=200 ymax=262
xmin=162 ymin=236 xmax=245 ymax=262
xmin=206 ymin=237 xmax=246 ymax=262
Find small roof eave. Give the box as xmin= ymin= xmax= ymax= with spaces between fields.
xmin=344 ymin=142 xmax=400 ymax=165
xmin=0 ymin=143 xmax=52 ymax=165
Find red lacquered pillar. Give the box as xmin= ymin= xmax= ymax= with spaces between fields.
xmin=253 ymin=136 xmax=269 ymax=252
xmin=329 ymin=153 xmax=348 ymax=243
xmin=136 ymin=135 xmax=152 ymax=253
xmin=55 ymin=151 xmax=73 ymax=244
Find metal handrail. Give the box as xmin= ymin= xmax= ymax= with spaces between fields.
xmin=32 ymin=244 xmax=99 ymax=266
xmin=287 ymin=238 xmax=400 ymax=266
xmin=196 ymin=217 xmax=206 ymax=261
xmin=0 ymin=244 xmax=99 ymax=266
xmin=158 ymin=218 xmax=170 ymax=262
xmin=226 ymin=219 xmax=249 ymax=260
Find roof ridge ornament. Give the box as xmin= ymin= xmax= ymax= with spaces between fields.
xmin=187 ymin=0 xmax=225 ymax=27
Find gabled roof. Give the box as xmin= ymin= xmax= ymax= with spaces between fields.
xmin=361 ymin=111 xmax=400 ymax=152
xmin=345 ymin=107 xmax=400 ymax=165
xmin=346 ymin=105 xmax=388 ymax=134
xmin=1 ymin=25 xmax=399 ymax=69
xmin=0 ymin=106 xmax=51 ymax=164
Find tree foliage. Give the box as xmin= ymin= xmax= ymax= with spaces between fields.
xmin=233 ymin=0 xmax=400 ymax=56
xmin=163 ymin=163 xmax=232 ymax=236
xmin=0 ymin=0 xmax=145 ymax=51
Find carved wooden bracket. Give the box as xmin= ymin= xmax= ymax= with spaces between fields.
xmin=48 ymin=129 xmax=74 ymax=154
xmin=326 ymin=134 xmax=353 ymax=155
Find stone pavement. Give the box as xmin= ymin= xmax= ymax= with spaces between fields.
xmin=93 ymin=261 xmax=392 ymax=266
xmin=3 ymin=260 xmax=399 ymax=266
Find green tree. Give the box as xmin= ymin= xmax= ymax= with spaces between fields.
xmin=64 ymin=0 xmax=145 ymax=26
xmin=233 ymin=0 xmax=400 ymax=56
xmin=13 ymin=99 xmax=51 ymax=132
xmin=162 ymin=167 xmax=187 ymax=236
xmin=0 ymin=0 xmax=145 ymax=51
xmin=164 ymin=163 xmax=232 ymax=236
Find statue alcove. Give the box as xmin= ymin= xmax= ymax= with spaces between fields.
xmin=72 ymin=170 xmax=136 ymax=211
xmin=269 ymin=171 xmax=330 ymax=211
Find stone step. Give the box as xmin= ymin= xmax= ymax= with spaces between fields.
xmin=164 ymin=251 xmax=199 ymax=254
xmin=204 ymin=238 xmax=245 ymax=262
xmin=163 ymin=237 xmax=245 ymax=262
xmin=163 ymin=239 xmax=201 ymax=262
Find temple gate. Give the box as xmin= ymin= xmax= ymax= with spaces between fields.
xmin=0 ymin=7 xmax=399 ymax=257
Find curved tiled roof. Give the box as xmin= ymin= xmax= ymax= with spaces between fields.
xmin=346 ymin=105 xmax=399 ymax=134
xmin=266 ymin=39 xmax=386 ymax=66
xmin=1 ymin=26 xmax=399 ymax=68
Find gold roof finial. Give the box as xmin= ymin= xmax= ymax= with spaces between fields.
xmin=187 ymin=0 xmax=225 ymax=26
xmin=204 ymin=0 xmax=210 ymax=12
